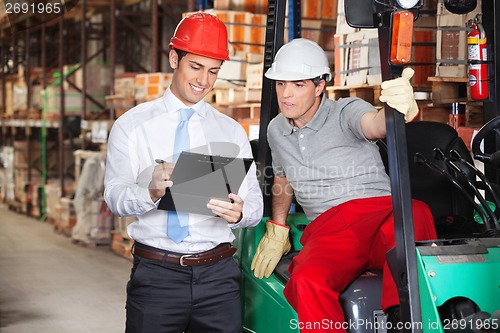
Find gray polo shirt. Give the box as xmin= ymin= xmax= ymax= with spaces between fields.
xmin=268 ymin=96 xmax=391 ymax=221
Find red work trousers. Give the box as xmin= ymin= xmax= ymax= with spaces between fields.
xmin=283 ymin=196 xmax=437 ymax=332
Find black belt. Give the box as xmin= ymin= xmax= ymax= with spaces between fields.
xmin=133 ymin=243 xmax=236 ymax=267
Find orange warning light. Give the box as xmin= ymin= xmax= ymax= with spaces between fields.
xmin=390 ymin=11 xmax=414 ymax=65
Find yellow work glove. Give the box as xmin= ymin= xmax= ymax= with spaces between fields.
xmin=251 ymin=220 xmax=291 ymax=279
xmin=379 ymin=67 xmax=419 ymax=123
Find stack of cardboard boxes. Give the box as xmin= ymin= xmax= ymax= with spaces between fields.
xmin=435 ymin=0 xmax=481 ymax=78
xmin=433 ymin=0 xmax=483 ymax=130
xmin=43 ymin=63 xmax=112 ymax=120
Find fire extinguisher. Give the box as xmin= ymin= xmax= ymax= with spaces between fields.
xmin=468 ymin=14 xmax=489 ymax=100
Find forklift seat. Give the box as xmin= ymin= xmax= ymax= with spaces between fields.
xmin=377 ymin=121 xmax=480 ymax=238
xmin=252 ymin=120 xmax=482 ymax=239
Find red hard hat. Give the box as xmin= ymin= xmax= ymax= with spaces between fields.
xmin=169 ymin=12 xmax=230 ymax=61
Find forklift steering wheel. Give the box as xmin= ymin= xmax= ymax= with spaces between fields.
xmin=471 ymin=115 xmax=500 ymax=167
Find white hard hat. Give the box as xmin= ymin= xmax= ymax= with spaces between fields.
xmin=265 ymin=38 xmax=332 ymax=82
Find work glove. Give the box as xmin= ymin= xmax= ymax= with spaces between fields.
xmin=379 ymin=67 xmax=419 ymax=123
xmin=251 ymin=220 xmax=291 ymax=279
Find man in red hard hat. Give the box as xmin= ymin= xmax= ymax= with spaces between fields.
xmin=104 ymin=12 xmax=263 ymax=333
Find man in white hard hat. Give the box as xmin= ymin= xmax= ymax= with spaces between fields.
xmin=250 ymin=38 xmax=437 ymax=333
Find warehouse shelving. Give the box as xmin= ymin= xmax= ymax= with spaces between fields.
xmin=0 ymin=0 xmax=195 ymax=214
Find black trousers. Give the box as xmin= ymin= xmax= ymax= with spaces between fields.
xmin=125 ymin=248 xmax=242 ymax=333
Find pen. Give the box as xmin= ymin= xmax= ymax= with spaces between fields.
xmin=155 ymin=159 xmax=166 ymax=164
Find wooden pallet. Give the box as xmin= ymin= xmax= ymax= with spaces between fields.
xmin=417 ymin=104 xmax=449 ymax=124
xmin=217 ymin=103 xmax=261 ymax=122
xmin=111 ymin=231 xmax=134 ymax=261
xmin=71 ymin=235 xmax=112 ymax=249
xmin=6 ymin=200 xmax=23 ymax=214
xmin=105 ymin=95 xmax=135 ymax=119
xmin=214 ymin=87 xmax=262 ymax=106
xmin=71 ymin=238 xmax=100 ymax=249
xmin=54 ymin=222 xmax=73 ymax=237
xmin=326 ymin=85 xmax=382 ymax=106
xmin=427 ymin=77 xmax=484 ymax=127
xmin=46 ymin=215 xmax=57 ymax=225
xmin=427 ymin=76 xmax=469 ymax=105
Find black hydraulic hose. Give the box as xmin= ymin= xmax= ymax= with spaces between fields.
xmin=414 ymin=152 xmax=491 ymax=228
xmin=449 ymin=149 xmax=500 ymax=216
xmin=434 ymin=148 xmax=499 ymax=231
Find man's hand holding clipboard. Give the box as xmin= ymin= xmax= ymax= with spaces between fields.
xmin=206 ymin=193 xmax=244 ymax=224
xmin=155 ymin=152 xmax=253 ymax=222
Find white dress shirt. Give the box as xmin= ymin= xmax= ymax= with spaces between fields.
xmin=104 ymin=88 xmax=263 ymax=253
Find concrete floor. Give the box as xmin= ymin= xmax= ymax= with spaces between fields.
xmin=0 ymin=203 xmax=131 ymax=333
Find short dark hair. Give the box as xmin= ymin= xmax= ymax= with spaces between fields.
xmin=172 ymin=48 xmax=225 ymax=65
xmin=311 ymin=74 xmax=328 ymax=86
xmin=173 ymin=49 xmax=188 ymax=63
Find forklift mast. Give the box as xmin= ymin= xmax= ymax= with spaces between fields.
xmin=481 ymin=1 xmax=500 ymax=185
xmin=256 ymin=0 xmax=287 ymax=217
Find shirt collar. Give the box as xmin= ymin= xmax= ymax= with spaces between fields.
xmin=281 ymin=95 xmax=328 ymax=135
xmin=163 ymin=87 xmax=207 ymax=118
xmin=281 ymin=118 xmax=295 ymax=136
xmin=305 ymin=95 xmax=328 ymax=131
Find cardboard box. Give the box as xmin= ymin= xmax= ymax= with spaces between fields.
xmin=114 ymin=77 xmax=136 ymax=97
xmin=301 ymin=0 xmax=321 ymax=19
xmin=334 ymin=29 xmax=380 ymax=87
xmin=239 ymin=117 xmax=260 ymax=140
xmin=366 ymin=32 xmax=381 ymax=86
xmin=246 ymin=63 xmax=264 ymax=89
xmin=321 ymin=0 xmax=338 ymax=20
xmin=435 ymin=0 xmax=482 ymax=78
xmin=4 ymin=81 xmax=13 ymax=117
xmin=413 ymin=30 xmax=436 ymax=86
xmin=333 ymin=34 xmax=346 ymax=86
xmin=134 ymin=74 xmax=147 ymax=87
xmin=45 ymin=182 xmax=61 ymax=222
xmin=134 ymin=72 xmax=172 ymax=87
xmin=216 ymin=53 xmax=247 ymax=89
xmin=345 ymin=30 xmax=369 ymax=87
xmin=105 ymin=95 xmax=136 ymax=118
xmin=206 ymin=10 xmax=266 ymax=55
xmin=214 ymin=0 xmax=269 ymax=14
xmin=435 ymin=28 xmax=467 ymax=77
xmin=58 ymin=197 xmax=77 ymax=236
xmin=63 ymin=63 xmax=112 ymax=95
xmin=42 ymin=86 xmax=105 ymax=118
xmin=215 ymin=88 xmax=247 ymax=105
xmin=245 ymin=88 xmax=261 ymax=103
xmin=246 ymin=52 xmax=264 ymax=63
xmin=248 ymin=13 xmax=266 ymax=54
xmin=31 ymin=84 xmax=44 ymax=110
xmin=320 ymin=21 xmax=337 ymax=63
xmin=0 ymin=147 xmax=15 ymax=202
xmin=284 ymin=0 xmax=338 ymax=20
xmin=12 ymin=80 xmax=27 ymax=112
xmin=111 ymin=231 xmax=134 ymax=261
xmin=114 ymin=216 xmax=137 ymax=235
xmin=298 ymin=19 xmax=323 ymax=44
xmin=13 ymin=140 xmax=73 ymax=179
xmin=134 ymin=72 xmax=172 ymax=102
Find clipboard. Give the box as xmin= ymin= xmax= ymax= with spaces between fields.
xmin=158 ymin=151 xmax=253 ymax=216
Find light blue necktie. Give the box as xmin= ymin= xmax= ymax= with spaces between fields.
xmin=167 ymin=108 xmax=195 ymax=243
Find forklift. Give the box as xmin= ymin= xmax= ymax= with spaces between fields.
xmin=232 ymin=0 xmax=500 ymax=332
